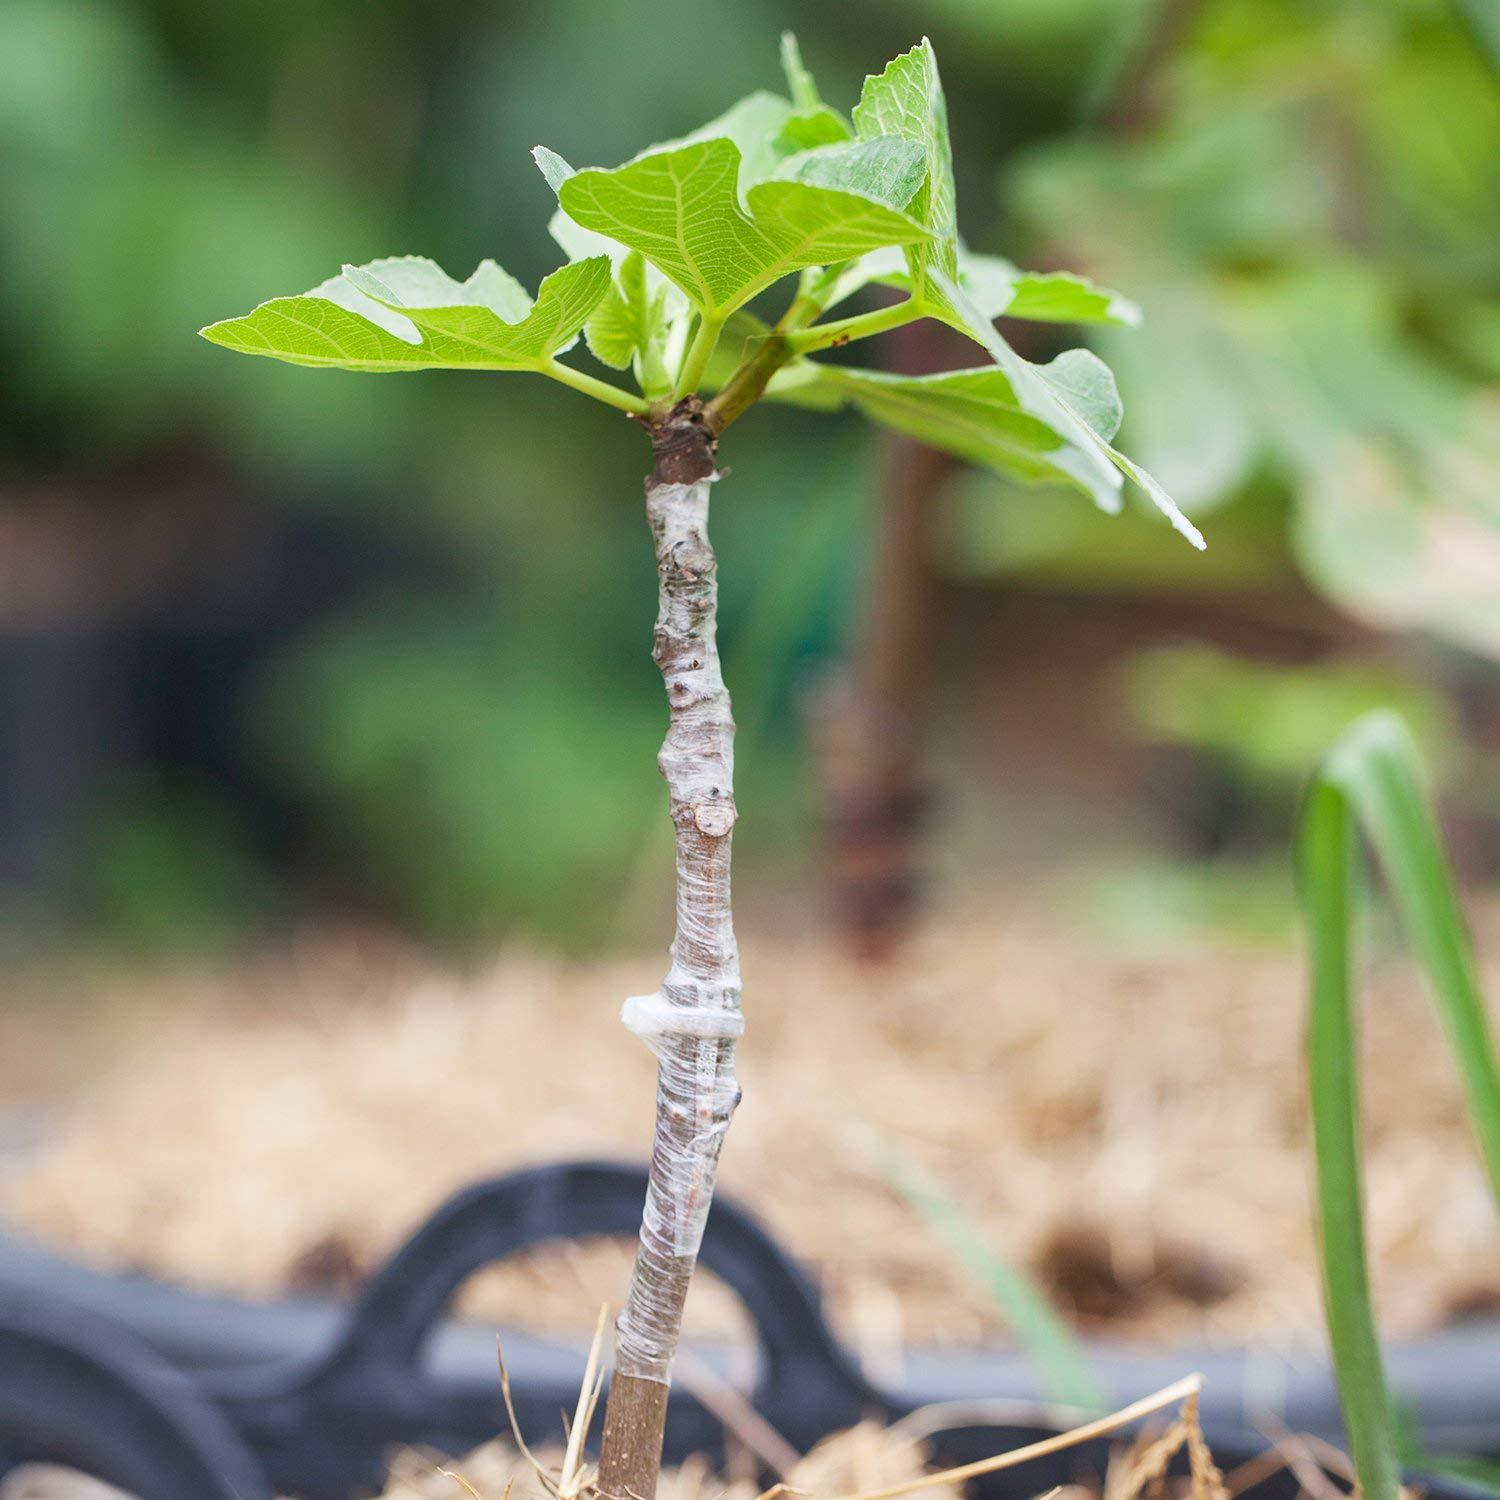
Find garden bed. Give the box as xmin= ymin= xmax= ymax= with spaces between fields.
xmin=5 ymin=903 xmax=1498 ymax=1357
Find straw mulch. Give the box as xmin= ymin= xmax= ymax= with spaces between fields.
xmin=0 ymin=1376 xmax=1240 ymax=1500
xmin=4 ymin=908 xmax=1499 ymax=1354
xmin=373 ymin=1374 xmax=1229 ymax=1500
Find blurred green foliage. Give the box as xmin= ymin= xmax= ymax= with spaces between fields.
xmin=1 ymin=0 xmax=1496 ymax=948
xmin=83 ymin=774 xmax=275 ymax=954
xmin=1123 ymin=645 xmax=1460 ymax=786
xmin=992 ymin=0 xmax=1500 ymax=656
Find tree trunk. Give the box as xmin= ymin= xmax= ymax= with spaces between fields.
xmin=815 ymin=316 xmax=963 ymax=960
xmin=597 ymin=401 xmax=743 ymax=1500
xmin=816 ymin=430 xmax=952 ymax=959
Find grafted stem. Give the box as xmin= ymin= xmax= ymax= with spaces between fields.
xmin=598 ymin=400 xmax=742 ymax=1500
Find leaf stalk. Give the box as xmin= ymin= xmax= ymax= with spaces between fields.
xmin=543 ymin=359 xmax=651 ymax=415
xmin=784 ymin=297 xmax=923 ymax=355
xmin=704 ymin=331 xmax=791 ymax=434
xmin=674 ymin=312 xmax=727 ymax=400
xmin=701 ymin=284 xmax=840 ymax=433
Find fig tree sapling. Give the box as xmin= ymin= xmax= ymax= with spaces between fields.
xmin=201 ymin=33 xmax=1203 ymax=1500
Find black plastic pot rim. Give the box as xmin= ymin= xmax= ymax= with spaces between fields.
xmin=3 ymin=1222 xmax=1498 ymax=1461
xmin=1 ymin=1161 xmax=1496 ymax=1500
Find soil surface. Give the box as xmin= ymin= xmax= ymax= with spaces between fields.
xmin=4 ymin=902 xmax=1499 ymax=1358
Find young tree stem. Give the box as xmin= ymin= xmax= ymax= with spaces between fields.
xmin=598 ymin=400 xmax=742 ymax=1500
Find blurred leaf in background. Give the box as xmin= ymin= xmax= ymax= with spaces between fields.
xmin=996 ymin=0 xmax=1500 ymax=653
xmin=82 ymin=774 xmax=275 ymax=954
xmin=247 ymin=598 xmax=660 ymax=945
xmin=1123 ymin=645 xmax=1461 ymax=788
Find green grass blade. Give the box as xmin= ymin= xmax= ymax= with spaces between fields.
xmin=877 ymin=1148 xmax=1107 ymax=1412
xmin=1298 ymin=773 xmax=1402 ymax=1500
xmin=1297 ymin=709 xmax=1500 ymax=1500
xmin=1322 ymin=713 xmax=1500 ymax=1200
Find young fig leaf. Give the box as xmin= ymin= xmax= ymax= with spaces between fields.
xmin=852 ymin=38 xmax=959 ymax=316
xmin=558 ymin=135 xmax=932 ymax=319
xmin=535 ymin=146 xmax=690 ymax=396
xmin=793 ymin=358 xmax=1128 ymax=505
xmin=958 ymin=250 xmax=1142 ymax=327
xmin=200 ymin=255 xmax=610 ymax=373
xmin=776 ymin=107 xmax=852 ymax=154
xmin=1001 ymin=270 xmax=1142 ymax=327
xmin=780 ymin=32 xmax=821 ymax=111
xmin=584 ymin=250 xmax=679 ymax=398
xmin=936 ymin=269 xmax=1204 ymax=547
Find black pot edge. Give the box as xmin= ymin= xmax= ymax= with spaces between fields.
xmin=3 ymin=1224 xmax=1497 ymax=1465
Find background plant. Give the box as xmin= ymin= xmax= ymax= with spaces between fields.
xmin=977 ymin=0 xmax=1500 ymax=648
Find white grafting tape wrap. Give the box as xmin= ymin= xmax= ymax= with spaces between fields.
xmin=621 ymin=991 xmax=745 ymax=1052
xmin=612 ymin=467 xmax=744 ymax=1387
xmin=614 ymin=966 xmax=743 ymax=1384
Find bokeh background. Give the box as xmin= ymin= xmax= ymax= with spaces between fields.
xmin=3 ymin=0 xmax=1500 ymax=1373
xmin=3 ymin=0 xmax=1494 ymax=954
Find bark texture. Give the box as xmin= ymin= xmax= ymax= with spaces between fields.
xmin=598 ymin=403 xmax=742 ymax=1500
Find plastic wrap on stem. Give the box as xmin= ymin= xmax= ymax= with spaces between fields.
xmin=615 ymin=473 xmax=742 ymax=1386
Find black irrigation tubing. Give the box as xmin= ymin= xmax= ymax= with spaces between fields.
xmin=0 ymin=1161 xmax=1496 ymax=1500
xmin=0 ymin=1288 xmax=272 ymax=1500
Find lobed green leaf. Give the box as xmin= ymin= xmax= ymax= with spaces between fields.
xmin=535 ymin=146 xmax=692 ymax=398
xmin=818 ymin=243 xmax=1139 ymax=329
xmin=943 ymin=249 xmax=1142 ymax=328
xmin=851 ymin=38 xmax=959 ymax=318
xmin=200 ymin=255 xmax=611 ymax=373
xmin=558 ymin=133 xmax=932 ymax=319
xmin=673 ymin=89 xmax=801 ymax=186
xmin=794 ymin=354 xmax=1126 ymax=499
xmin=935 ymin=270 xmax=1204 ymax=547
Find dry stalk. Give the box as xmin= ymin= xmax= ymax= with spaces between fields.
xmin=805 ymin=1374 xmax=1204 ymax=1500
xmin=382 ymin=1369 xmax=1227 ymax=1500
xmin=433 ymin=1472 xmax=489 ymax=1500
xmin=1253 ymin=1412 xmax=1367 ymax=1500
xmin=558 ymin=1308 xmax=609 ymax=1499
xmin=670 ymin=1349 xmax=802 ymax=1478
xmin=496 ymin=1338 xmax=563 ymax=1498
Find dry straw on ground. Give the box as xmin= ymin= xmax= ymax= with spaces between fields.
xmin=0 ymin=1373 xmax=1235 ymax=1500
xmin=4 ymin=908 xmax=1500 ymax=1352
xmin=381 ymin=1360 xmax=1225 ymax=1500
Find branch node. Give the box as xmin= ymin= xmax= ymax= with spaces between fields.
xmin=636 ymin=397 xmax=717 ymax=484
xmin=692 ymin=800 xmax=737 ymax=837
